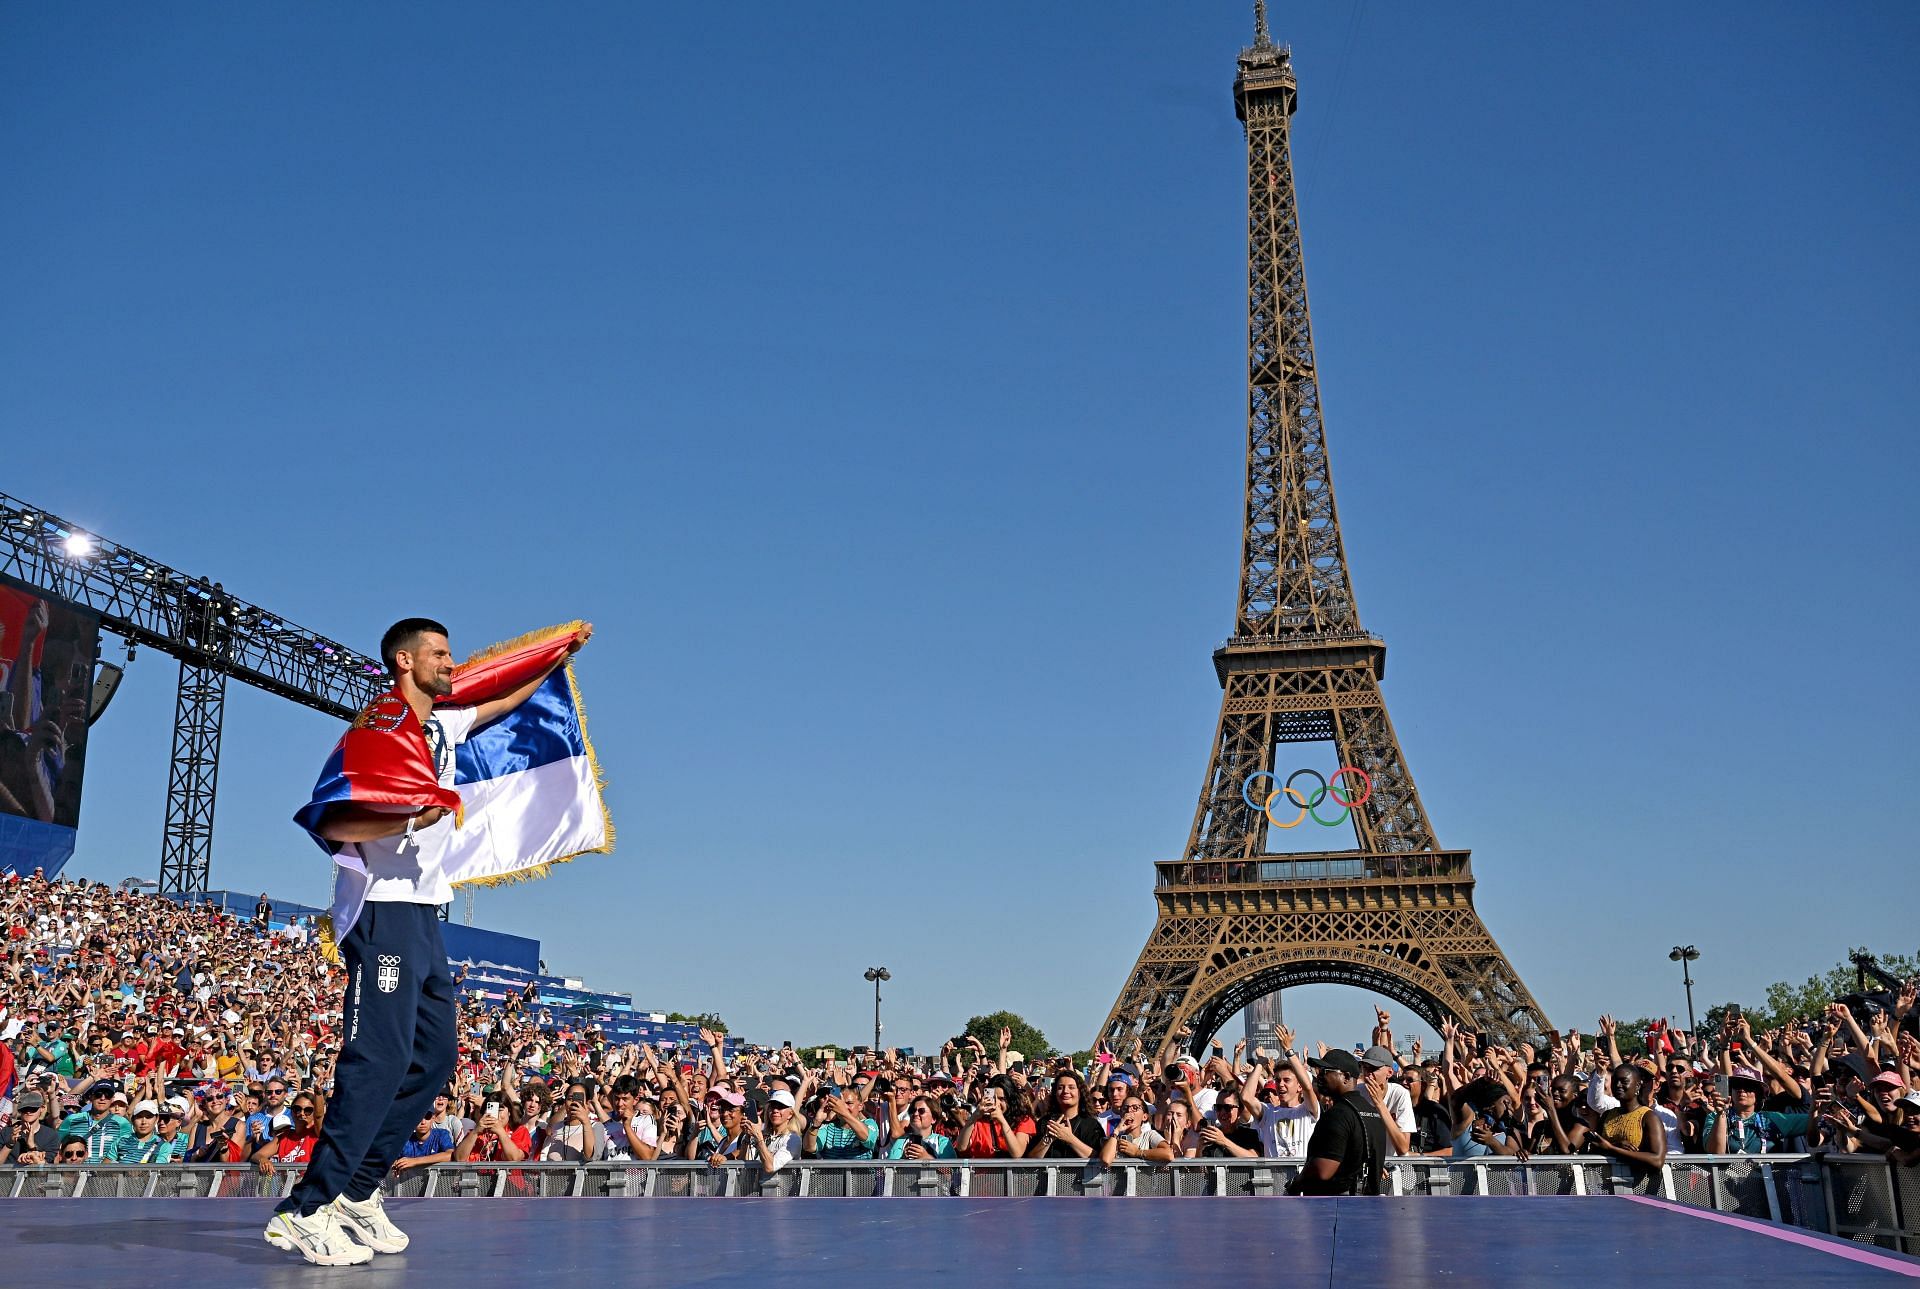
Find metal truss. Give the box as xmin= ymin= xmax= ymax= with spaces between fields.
xmin=158 ymin=660 xmax=225 ymax=896
xmin=0 ymin=491 xmax=381 ymax=892
xmin=0 ymin=492 xmax=384 ymax=717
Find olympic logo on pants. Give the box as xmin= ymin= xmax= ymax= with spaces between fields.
xmin=1240 ymin=767 xmax=1373 ymax=828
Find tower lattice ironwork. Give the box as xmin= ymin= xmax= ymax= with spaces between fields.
xmin=1098 ymin=18 xmax=1548 ymax=1054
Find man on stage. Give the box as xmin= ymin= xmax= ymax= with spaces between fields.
xmin=266 ymin=616 xmax=590 ymax=1265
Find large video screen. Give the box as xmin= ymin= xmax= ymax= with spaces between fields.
xmin=0 ymin=579 xmax=100 ymax=870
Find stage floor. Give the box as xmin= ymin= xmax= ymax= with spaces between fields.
xmin=3 ymin=1196 xmax=1913 ymax=1286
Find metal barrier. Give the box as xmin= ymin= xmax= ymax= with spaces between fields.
xmin=8 ymin=1152 xmax=1913 ymax=1247
xmin=0 ymin=1153 xmax=1876 ymax=1228
xmin=1823 ymin=1153 xmax=1920 ymax=1254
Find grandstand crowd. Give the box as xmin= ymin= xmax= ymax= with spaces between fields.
xmin=3 ymin=873 xmax=1916 ymax=1178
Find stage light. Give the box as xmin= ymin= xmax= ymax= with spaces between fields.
xmin=63 ymin=532 xmax=95 ymax=559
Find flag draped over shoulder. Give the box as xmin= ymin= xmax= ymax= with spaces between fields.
xmin=295 ymin=622 xmax=612 ymax=959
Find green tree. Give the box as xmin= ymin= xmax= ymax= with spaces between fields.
xmin=960 ymin=1011 xmax=1053 ymax=1061
xmin=1761 ymin=948 xmax=1920 ymax=1026
xmin=1609 ymin=1017 xmax=1661 ymax=1059
xmin=1664 ymin=947 xmax=1920 ymax=1044
xmin=665 ymin=1011 xmax=728 ymax=1033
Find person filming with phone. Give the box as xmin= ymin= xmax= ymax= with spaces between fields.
xmin=956 ymin=1080 xmax=1035 ymax=1159
xmin=885 ymin=1097 xmax=958 ymax=1160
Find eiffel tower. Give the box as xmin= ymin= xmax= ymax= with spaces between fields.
xmin=1098 ymin=9 xmax=1549 ymax=1055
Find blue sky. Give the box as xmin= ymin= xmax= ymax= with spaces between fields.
xmin=4 ymin=3 xmax=1916 ymax=1055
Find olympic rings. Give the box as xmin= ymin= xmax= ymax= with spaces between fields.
xmin=1238 ymin=767 xmax=1373 ymax=829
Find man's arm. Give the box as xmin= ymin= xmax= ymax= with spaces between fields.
xmin=1275 ymin=1027 xmax=1320 ymax=1118
xmin=834 ymin=1105 xmax=874 ymax=1146
xmin=471 ymin=626 xmax=592 ymax=728
xmin=1197 ymin=1122 xmax=1256 ymax=1159
xmin=1735 ymin=1019 xmax=1802 ymax=1101
xmin=1598 ymin=1016 xmax=1622 ymax=1068
xmin=1370 ymin=1082 xmax=1411 ymax=1155
xmin=1299 ymin=1155 xmax=1341 ymax=1183
xmin=701 ymin=1028 xmax=728 ymax=1082
xmin=314 ymin=803 xmax=450 ymax=845
xmin=1705 ymin=1103 xmax=1729 ymax=1153
xmin=1238 ymin=1056 xmax=1267 ymax=1113
xmin=1829 ymin=1003 xmax=1873 ymax=1057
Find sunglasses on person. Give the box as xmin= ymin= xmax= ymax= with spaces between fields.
xmin=292 ymin=1103 xmax=316 ymax=1115
xmin=58 ymin=1146 xmax=89 ymax=1162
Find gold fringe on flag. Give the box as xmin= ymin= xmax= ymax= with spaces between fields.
xmin=448 ymin=620 xmax=615 ymax=892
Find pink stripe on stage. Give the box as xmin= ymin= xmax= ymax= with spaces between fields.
xmin=1621 ymin=1195 xmax=1920 ymax=1277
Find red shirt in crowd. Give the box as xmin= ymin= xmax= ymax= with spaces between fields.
xmin=143 ymin=1039 xmax=186 ymax=1074
xmin=957 ymin=1115 xmax=1038 ymax=1159
xmin=275 ymin=1133 xmax=319 ymax=1164
xmin=468 ymin=1124 xmax=534 ymax=1162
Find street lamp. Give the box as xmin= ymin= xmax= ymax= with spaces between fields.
xmin=863 ymin=967 xmax=890 ymax=1054
xmin=1669 ymin=946 xmax=1700 ymax=1037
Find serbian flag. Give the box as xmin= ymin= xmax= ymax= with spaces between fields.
xmin=294 ymin=622 xmax=613 ymax=958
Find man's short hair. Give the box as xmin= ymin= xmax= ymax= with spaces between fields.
xmin=380 ymin=618 xmax=449 ymax=675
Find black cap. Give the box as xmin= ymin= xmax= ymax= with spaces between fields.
xmin=1308 ymin=1050 xmax=1361 ymax=1077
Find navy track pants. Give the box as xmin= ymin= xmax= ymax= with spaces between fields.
xmin=281 ymin=900 xmax=458 ymax=1215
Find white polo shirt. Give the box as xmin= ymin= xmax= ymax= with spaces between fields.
xmin=354 ymin=706 xmax=477 ymax=906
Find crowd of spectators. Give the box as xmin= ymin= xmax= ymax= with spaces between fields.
xmin=3 ymin=873 xmax=1916 ymax=1182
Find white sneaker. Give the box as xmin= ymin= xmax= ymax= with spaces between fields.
xmin=331 ymin=1190 xmax=410 ymax=1253
xmin=264 ymin=1207 xmax=376 ymax=1266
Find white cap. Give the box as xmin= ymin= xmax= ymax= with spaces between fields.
xmin=271 ymin=1112 xmax=295 ymax=1132
xmin=130 ymin=1100 xmax=160 ymax=1116
xmin=768 ymin=1089 xmax=796 ymax=1108
xmin=165 ymin=1097 xmax=191 ymax=1116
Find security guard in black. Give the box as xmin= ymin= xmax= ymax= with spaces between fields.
xmin=1289 ymin=1050 xmax=1389 ymax=1196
